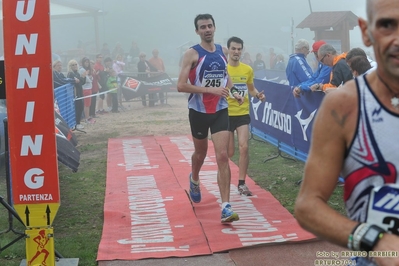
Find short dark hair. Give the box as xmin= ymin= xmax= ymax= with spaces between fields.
xmin=348 ymin=56 xmax=372 ymax=75
xmin=81 ymin=57 xmax=90 ymax=65
xmin=104 ymin=57 xmax=112 ymax=64
xmin=227 ymin=36 xmax=244 ymax=48
xmin=346 ymin=48 xmax=367 ymax=62
xmin=194 ymin=14 xmax=215 ymax=30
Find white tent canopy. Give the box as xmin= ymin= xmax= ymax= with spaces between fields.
xmin=0 ymin=0 xmax=103 ymax=50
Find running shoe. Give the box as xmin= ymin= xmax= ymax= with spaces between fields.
xmin=76 ymin=124 xmax=85 ymax=130
xmin=85 ymin=118 xmax=96 ymax=124
xmin=238 ymin=184 xmax=253 ymax=196
xmin=221 ymin=204 xmax=239 ymax=223
xmin=188 ymin=173 xmax=201 ymax=203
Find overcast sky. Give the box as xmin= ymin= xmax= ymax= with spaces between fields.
xmin=49 ymin=0 xmax=369 ymax=63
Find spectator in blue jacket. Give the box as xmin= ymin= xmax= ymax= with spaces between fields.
xmin=293 ymin=40 xmax=332 ymax=98
xmin=285 ymin=39 xmax=313 ymax=87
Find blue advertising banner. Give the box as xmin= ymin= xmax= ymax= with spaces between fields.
xmin=54 ymin=84 xmax=76 ymax=129
xmin=254 ymin=69 xmax=287 ymax=83
xmin=250 ymin=79 xmax=325 ymax=162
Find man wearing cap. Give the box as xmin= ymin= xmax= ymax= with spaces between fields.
xmin=293 ymin=40 xmax=332 ymax=98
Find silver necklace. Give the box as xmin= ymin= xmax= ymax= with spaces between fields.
xmin=376 ymin=72 xmax=399 ymax=109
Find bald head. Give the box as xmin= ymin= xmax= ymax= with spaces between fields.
xmin=152 ymin=49 xmax=159 ymax=57
xmin=366 ymin=0 xmax=374 ymax=21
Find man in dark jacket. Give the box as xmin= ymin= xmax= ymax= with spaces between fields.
xmin=137 ymin=52 xmax=157 ymax=107
xmin=312 ymin=44 xmax=353 ymax=93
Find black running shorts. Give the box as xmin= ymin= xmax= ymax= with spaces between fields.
xmin=189 ymin=108 xmax=229 ymax=139
xmin=228 ymin=114 xmax=250 ymax=132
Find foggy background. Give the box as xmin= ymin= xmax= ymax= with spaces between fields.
xmin=21 ymin=0 xmax=373 ymax=76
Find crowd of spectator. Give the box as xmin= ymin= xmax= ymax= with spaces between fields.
xmin=282 ymin=38 xmax=376 ymax=98
xmin=52 ymin=41 xmax=171 ymax=131
xmin=52 ymin=39 xmax=375 ymax=131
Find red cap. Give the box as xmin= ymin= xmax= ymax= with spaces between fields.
xmin=311 ymin=40 xmax=326 ymax=52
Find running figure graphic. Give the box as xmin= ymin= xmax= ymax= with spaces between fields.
xmin=28 ymin=230 xmax=50 ymax=266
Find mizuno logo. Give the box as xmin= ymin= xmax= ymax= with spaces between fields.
xmin=295 ymin=109 xmax=317 ymax=141
xmin=234 ymin=83 xmax=247 ymax=90
xmin=374 ymin=193 xmax=399 ymax=212
xmin=204 ymin=73 xmax=224 ymax=79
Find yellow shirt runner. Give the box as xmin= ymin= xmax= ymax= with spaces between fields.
xmin=227 ymin=62 xmax=254 ymax=116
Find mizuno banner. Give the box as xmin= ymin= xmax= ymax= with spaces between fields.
xmin=250 ymin=79 xmax=325 ymax=157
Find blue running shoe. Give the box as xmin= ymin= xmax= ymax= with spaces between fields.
xmin=189 ymin=173 xmax=201 ymax=203
xmin=221 ymin=204 xmax=239 ymax=223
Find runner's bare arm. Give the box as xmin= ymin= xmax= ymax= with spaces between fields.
xmin=373 ymin=234 xmax=399 ymax=266
xmin=295 ymin=81 xmax=359 ymax=247
xmin=247 ymin=83 xmax=265 ymax=102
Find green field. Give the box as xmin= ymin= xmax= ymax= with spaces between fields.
xmin=0 ymin=129 xmax=345 ymax=266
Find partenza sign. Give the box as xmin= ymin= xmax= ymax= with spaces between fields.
xmin=3 ymin=0 xmax=60 ymax=227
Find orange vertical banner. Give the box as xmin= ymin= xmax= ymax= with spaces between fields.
xmin=2 ymin=0 xmax=60 ymax=227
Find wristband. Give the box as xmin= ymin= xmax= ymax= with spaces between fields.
xmin=352 ymin=223 xmax=370 ymax=251
xmin=347 ymin=234 xmax=353 ymax=250
xmin=230 ymin=86 xmax=239 ymax=95
xmin=347 ymin=223 xmax=361 ymax=250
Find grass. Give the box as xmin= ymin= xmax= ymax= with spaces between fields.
xmin=0 ymin=127 xmax=345 ymax=265
xmin=235 ymin=136 xmax=345 ymax=214
xmin=230 ymin=136 xmax=345 ymax=215
xmin=0 ymin=132 xmax=112 ymax=265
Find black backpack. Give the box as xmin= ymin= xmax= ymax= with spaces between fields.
xmin=99 ymin=70 xmax=110 ymax=89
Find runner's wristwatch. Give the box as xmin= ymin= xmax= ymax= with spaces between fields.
xmin=359 ymin=225 xmax=386 ymax=252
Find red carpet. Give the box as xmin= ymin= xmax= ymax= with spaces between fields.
xmin=97 ymin=137 xmax=211 ymax=261
xmin=157 ymin=135 xmax=315 ymax=252
xmin=97 ymin=135 xmax=315 ymax=261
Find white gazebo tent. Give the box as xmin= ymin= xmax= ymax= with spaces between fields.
xmin=0 ymin=0 xmax=104 ymax=52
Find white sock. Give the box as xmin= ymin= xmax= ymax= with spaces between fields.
xmin=190 ymin=176 xmax=199 ymax=185
xmin=222 ymin=202 xmax=229 ymax=210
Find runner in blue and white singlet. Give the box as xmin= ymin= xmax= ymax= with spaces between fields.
xmin=295 ymin=2 xmax=399 ymax=265
xmin=188 ymin=44 xmax=229 ymax=114
xmin=342 ymin=75 xmax=399 ymax=224
xmin=341 ymin=75 xmax=399 ymax=266
xmin=176 ymin=14 xmax=243 ymax=224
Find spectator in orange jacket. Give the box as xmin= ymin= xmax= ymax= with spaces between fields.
xmin=311 ymin=44 xmax=352 ymax=93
